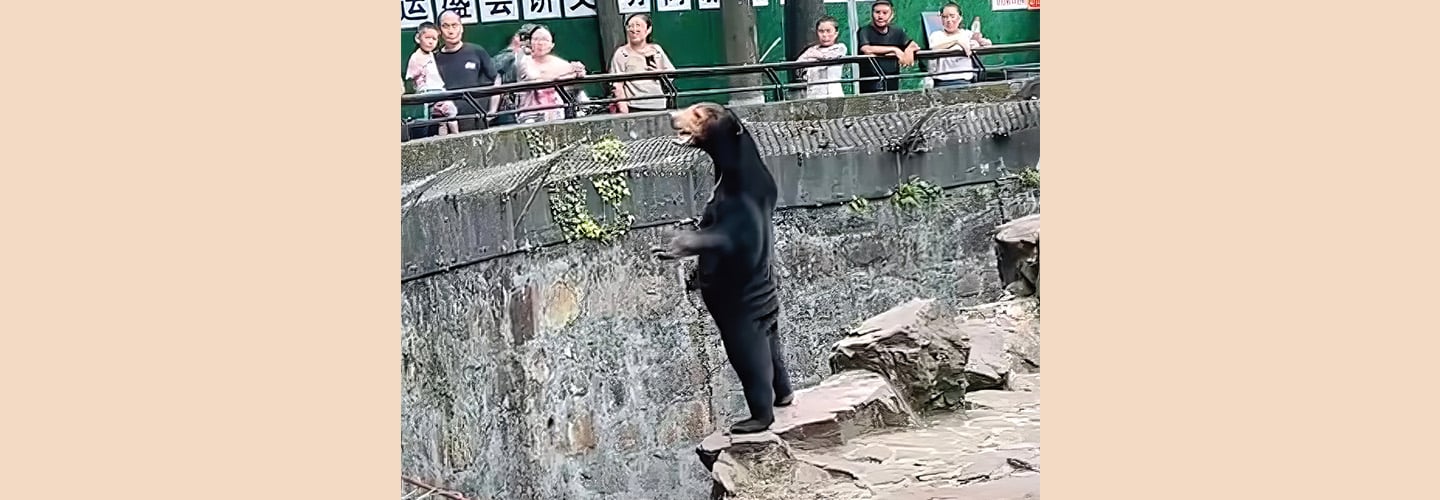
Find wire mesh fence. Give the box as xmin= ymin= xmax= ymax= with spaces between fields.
xmin=401 ymin=98 xmax=1040 ymax=281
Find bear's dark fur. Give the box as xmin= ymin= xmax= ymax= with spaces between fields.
xmin=652 ymin=103 xmax=793 ymax=434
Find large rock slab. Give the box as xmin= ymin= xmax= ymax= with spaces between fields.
xmin=696 ymin=370 xmax=919 ymax=498
xmin=829 ymin=299 xmax=972 ymax=411
xmin=956 ymin=299 xmax=1040 ymax=390
xmin=771 ymin=370 xmax=919 ymax=450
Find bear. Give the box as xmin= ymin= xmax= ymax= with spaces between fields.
xmin=651 ymin=102 xmax=794 ymax=435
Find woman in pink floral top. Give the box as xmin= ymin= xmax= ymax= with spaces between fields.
xmin=515 ymin=27 xmax=587 ymax=123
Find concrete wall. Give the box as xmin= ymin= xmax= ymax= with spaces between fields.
xmin=400 ymin=85 xmax=1040 ymax=499
xmin=400 ymin=81 xmax=1025 ymax=184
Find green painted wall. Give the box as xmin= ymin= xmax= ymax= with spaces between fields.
xmin=401 ymin=2 xmax=1037 ymax=118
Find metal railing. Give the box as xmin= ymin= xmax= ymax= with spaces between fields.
xmin=401 ymin=41 xmax=1038 ymax=134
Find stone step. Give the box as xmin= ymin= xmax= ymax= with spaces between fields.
xmin=768 ymin=381 xmax=1042 ymax=499
xmin=696 ymin=370 xmax=919 ymax=498
xmin=771 ymin=370 xmax=919 ymax=450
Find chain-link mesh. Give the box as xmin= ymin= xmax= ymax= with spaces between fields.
xmin=410 ymin=99 xmax=1038 ymax=203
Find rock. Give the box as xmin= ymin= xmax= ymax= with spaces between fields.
xmin=830 ymin=299 xmax=973 ymax=412
xmin=829 ymin=298 xmax=1037 ymax=409
xmin=695 ymin=369 xmax=918 ymax=498
xmin=1008 ymin=374 xmax=1040 ymax=392
xmin=771 ymin=370 xmax=919 ymax=450
xmin=883 ymin=475 xmax=1041 ymax=499
xmin=994 ymin=214 xmax=1040 ymax=298
xmin=953 ymin=449 xmax=1041 ymax=482
xmin=959 ymin=299 xmax=1040 ymax=375
xmin=960 ymin=323 xmax=1010 ymax=391
xmin=845 ymin=443 xmax=897 ymax=464
xmin=965 ymin=390 xmax=1041 ymax=413
xmin=696 ymin=432 xmax=794 ymax=499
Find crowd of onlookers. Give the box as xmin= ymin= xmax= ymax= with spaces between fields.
xmin=403 ymin=1 xmax=991 ymax=139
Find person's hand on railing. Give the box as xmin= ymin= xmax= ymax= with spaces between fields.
xmin=567 ymin=61 xmax=587 ymax=78
xmin=895 ymin=47 xmax=917 ymax=68
xmin=931 ymin=38 xmax=972 ymax=56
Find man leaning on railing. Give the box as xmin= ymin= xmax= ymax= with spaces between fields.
xmin=434 ymin=10 xmax=503 ymax=132
xmin=856 ymin=0 xmax=920 ymax=94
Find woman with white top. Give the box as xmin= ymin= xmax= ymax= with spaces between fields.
xmin=795 ymin=16 xmax=849 ymax=100
xmin=927 ymin=2 xmax=992 ymax=89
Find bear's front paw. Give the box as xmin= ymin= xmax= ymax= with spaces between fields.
xmin=651 ymin=244 xmax=682 ymax=260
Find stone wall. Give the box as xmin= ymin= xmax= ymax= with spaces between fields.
xmin=401 ymin=82 xmax=1040 ymax=281
xmin=401 ymin=82 xmax=1027 ymax=184
xmin=400 ymin=84 xmax=1040 ymax=499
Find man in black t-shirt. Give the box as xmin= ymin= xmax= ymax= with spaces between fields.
xmin=434 ymin=10 xmax=502 ymax=132
xmin=856 ymin=0 xmax=920 ymax=94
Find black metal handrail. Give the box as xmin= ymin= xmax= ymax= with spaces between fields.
xmin=401 ymin=41 xmax=1037 ymax=131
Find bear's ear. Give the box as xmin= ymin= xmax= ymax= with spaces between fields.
xmin=728 ymin=109 xmax=745 ymax=136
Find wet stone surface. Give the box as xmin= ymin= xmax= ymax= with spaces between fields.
xmin=736 ymin=380 xmax=1042 ymax=500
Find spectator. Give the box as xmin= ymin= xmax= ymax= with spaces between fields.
xmin=856 ymin=0 xmax=919 ymax=94
xmin=928 ymin=2 xmax=992 ymax=88
xmin=795 ymin=16 xmax=849 ymax=100
xmin=608 ymin=14 xmax=676 ymax=114
xmin=405 ymin=22 xmax=459 ymax=136
xmin=490 ymin=23 xmax=542 ymax=126
xmin=434 ymin=10 xmax=503 ymax=131
xmin=402 ymin=79 xmax=412 ymax=141
xmin=515 ymin=27 xmax=587 ymax=123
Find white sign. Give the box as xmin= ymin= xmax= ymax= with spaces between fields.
xmin=618 ymin=0 xmax=651 ymax=14
xmin=752 ymin=0 xmax=768 ymax=6
xmin=992 ymin=0 xmax=1028 ymax=11
xmin=563 ymin=0 xmax=597 ymax=17
xmin=697 ymin=0 xmax=718 ymax=9
xmin=523 ymin=0 xmax=564 ymax=19
xmin=480 ymin=0 xmax=521 ymax=22
xmin=657 ymin=0 xmax=690 ymax=11
xmin=437 ymin=0 xmax=482 ymax=23
xmin=401 ymin=0 xmax=435 ymax=29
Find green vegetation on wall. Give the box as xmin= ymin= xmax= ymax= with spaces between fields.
xmin=401 ymin=2 xmax=1037 ymax=119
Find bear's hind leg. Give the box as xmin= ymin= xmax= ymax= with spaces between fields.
xmin=720 ymin=322 xmax=776 ymax=434
xmin=768 ymin=324 xmax=794 ymax=407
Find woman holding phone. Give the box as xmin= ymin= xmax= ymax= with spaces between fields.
xmin=607 ymin=13 xmax=676 ymax=114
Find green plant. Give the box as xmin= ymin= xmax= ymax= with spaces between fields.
xmin=1017 ymin=167 xmax=1040 ymax=189
xmin=846 ymin=195 xmax=872 ymax=215
xmin=590 ymin=171 xmax=635 ymax=238
xmin=546 ymin=136 xmax=636 ymax=243
xmin=522 ymin=129 xmax=558 ymax=156
xmin=590 ymin=135 xmax=629 ymax=165
xmin=889 ymin=176 xmax=943 ymax=210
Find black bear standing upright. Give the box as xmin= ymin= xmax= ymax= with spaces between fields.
xmin=652 ymin=103 xmax=793 ymax=435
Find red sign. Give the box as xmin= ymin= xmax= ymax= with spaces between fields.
xmin=1028 ymin=0 xmax=1039 ymax=9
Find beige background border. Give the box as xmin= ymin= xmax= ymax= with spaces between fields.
xmin=4 ymin=1 xmax=1431 ymax=498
